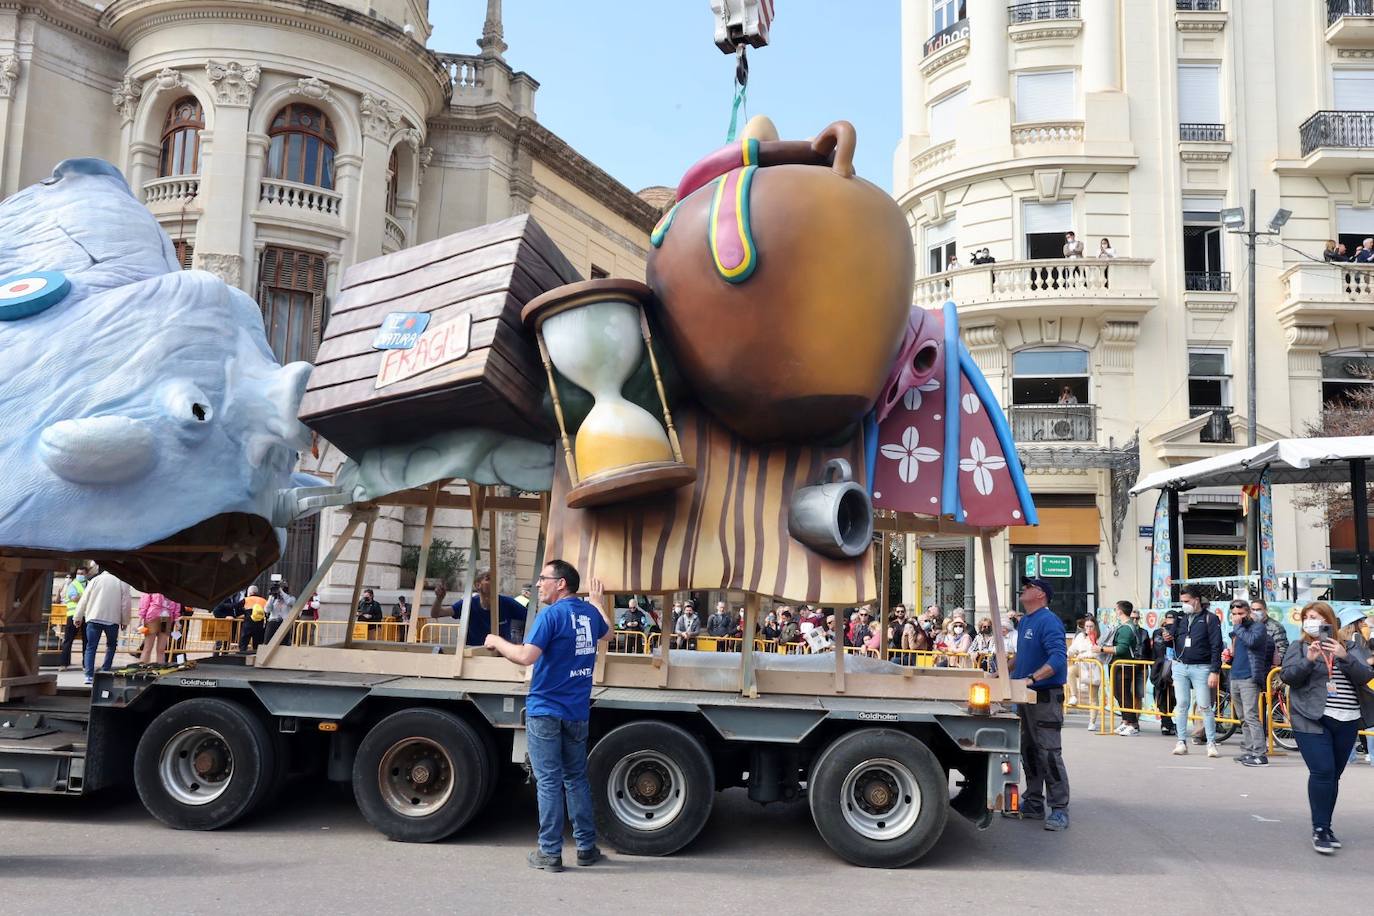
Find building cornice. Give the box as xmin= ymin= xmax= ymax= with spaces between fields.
xmin=98 ymin=0 xmax=451 ymax=112
xmin=897 ymin=153 xmax=1139 ymax=208
xmin=428 ymin=107 xmax=657 ymax=234
xmin=1008 ymin=20 xmax=1082 ymax=43
xmin=0 ymin=1 xmax=121 ymax=51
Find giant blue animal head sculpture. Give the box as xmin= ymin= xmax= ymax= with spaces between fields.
xmin=0 ymin=159 xmax=314 ymax=603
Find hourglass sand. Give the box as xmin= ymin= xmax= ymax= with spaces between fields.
xmin=523 ymin=279 xmax=696 ymax=508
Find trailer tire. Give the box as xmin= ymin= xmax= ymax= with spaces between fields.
xmin=589 ymin=721 xmax=714 ymax=856
xmin=353 ymin=708 xmax=492 ymax=843
xmin=808 ymin=728 xmax=948 ymax=868
xmin=134 ymin=697 xmax=278 ymax=831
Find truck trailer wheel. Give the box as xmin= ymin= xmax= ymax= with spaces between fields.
xmin=589 ymin=721 xmax=714 ymax=856
xmin=807 ymin=728 xmax=948 ymax=868
xmin=134 ymin=697 xmax=278 ymax=831
xmin=353 ymin=709 xmax=492 ymax=843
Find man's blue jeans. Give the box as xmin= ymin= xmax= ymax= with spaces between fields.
xmin=526 ymin=715 xmax=596 ymax=857
xmin=83 ymin=621 xmax=119 ymax=678
xmin=1172 ymin=662 xmax=1216 ymax=744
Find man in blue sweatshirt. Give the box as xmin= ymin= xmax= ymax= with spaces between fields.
xmin=1226 ymin=599 xmax=1272 ymax=766
xmin=1010 ymin=577 xmax=1070 ymax=831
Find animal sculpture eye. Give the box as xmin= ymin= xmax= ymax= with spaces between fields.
xmin=0 ymin=271 xmax=71 ymax=321
xmin=160 ymin=381 xmax=214 ymax=428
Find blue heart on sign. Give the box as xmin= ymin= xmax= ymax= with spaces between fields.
xmin=0 ymin=271 xmax=72 ymax=321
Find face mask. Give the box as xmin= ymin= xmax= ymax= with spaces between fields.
xmin=75 ymin=574 xmax=87 ymax=582
xmin=953 ymin=625 xmax=965 ymax=633
xmin=1302 ymin=619 xmax=1324 ymax=636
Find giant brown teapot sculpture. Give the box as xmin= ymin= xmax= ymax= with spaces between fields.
xmin=646 ymin=118 xmax=913 ymax=443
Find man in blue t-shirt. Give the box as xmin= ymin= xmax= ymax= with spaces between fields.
xmin=484 ymin=559 xmax=611 ymax=873
xmin=1009 ymin=577 xmax=1070 ymax=831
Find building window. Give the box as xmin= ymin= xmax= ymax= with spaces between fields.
xmin=1183 ymin=197 xmax=1228 ymax=291
xmin=1322 ymin=351 xmax=1374 ymax=406
xmin=1333 ymin=68 xmax=1374 ymax=111
xmin=173 ymin=239 xmax=194 ymax=271
xmin=927 ymin=87 xmax=968 ymax=146
xmin=259 ymin=246 xmax=329 ymax=364
xmin=266 ymin=104 xmax=337 ymax=189
xmin=926 ymin=219 xmax=959 ymax=273
xmin=1188 ymin=348 xmax=1234 ymax=442
xmin=1014 ymin=70 xmax=1077 ymax=123
xmin=159 ymin=97 xmax=204 ymax=177
xmin=932 ymin=0 xmax=966 ymax=34
xmin=1177 ymin=65 xmax=1223 ymax=141
xmin=385 ymin=148 xmax=399 ymax=217
xmin=590 ymin=264 xmax=609 ymax=280
xmin=1009 ymin=347 xmax=1093 ymax=441
xmin=1022 ymin=200 xmax=1072 ymax=259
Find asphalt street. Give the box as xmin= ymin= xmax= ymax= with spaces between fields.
xmin=2 ymin=714 xmax=1369 ymax=916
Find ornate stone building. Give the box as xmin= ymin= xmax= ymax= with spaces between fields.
xmin=0 ymin=0 xmax=660 ymax=610
xmin=896 ymin=0 xmax=1374 ymax=618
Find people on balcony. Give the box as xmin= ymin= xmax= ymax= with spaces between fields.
xmin=1098 ymin=238 xmax=1115 ymax=259
xmin=1057 ymin=386 xmax=1079 ymax=405
xmin=971 ymin=248 xmax=995 ymax=265
xmin=1062 ymin=231 xmax=1084 ymax=258
xmin=944 ymin=253 xmax=961 ymax=271
xmin=1356 ymin=239 xmax=1374 ymax=264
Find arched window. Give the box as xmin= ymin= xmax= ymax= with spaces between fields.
xmin=385 ymin=148 xmax=399 ymax=216
xmin=266 ymin=104 xmax=337 ymax=189
xmin=159 ymin=96 xmax=204 ymax=177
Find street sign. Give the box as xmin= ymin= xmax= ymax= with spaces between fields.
xmin=1038 ymin=554 xmax=1072 ymax=578
xmin=1024 ymin=555 xmax=1037 ymax=577
xmin=1139 ymin=525 xmax=1153 ymax=538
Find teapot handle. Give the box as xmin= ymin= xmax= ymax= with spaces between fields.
xmin=821 ymin=457 xmax=853 ymax=484
xmin=812 ymin=121 xmax=857 ymax=179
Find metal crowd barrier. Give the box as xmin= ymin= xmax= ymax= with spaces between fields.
xmin=1064 ymin=656 xmax=1110 ymax=734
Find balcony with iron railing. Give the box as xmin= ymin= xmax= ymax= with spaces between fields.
xmin=1180 ymin=123 xmax=1226 ymax=142
xmin=912 ymin=257 xmax=1157 ymax=320
xmin=1008 ymin=1 xmax=1079 ymax=24
xmin=1297 ymin=111 xmax=1374 ymax=170
xmin=1327 ymin=0 xmax=1374 ymax=42
xmin=1009 ymin=403 xmax=1097 ymax=443
xmin=1278 ymin=262 xmax=1374 ymax=329
xmin=1190 ymin=405 xmax=1235 ymax=444
xmin=1185 ymin=270 xmax=1231 ymax=292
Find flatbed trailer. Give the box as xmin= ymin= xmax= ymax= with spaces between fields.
xmin=1 ymin=650 xmax=1021 ymax=868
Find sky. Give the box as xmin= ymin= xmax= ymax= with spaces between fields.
xmin=429 ymin=1 xmax=903 ymax=195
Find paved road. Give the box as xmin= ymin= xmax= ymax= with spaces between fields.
xmin=2 ymin=716 xmax=1370 ymax=916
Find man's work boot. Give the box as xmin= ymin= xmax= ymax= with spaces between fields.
xmin=527 ymin=850 xmax=564 ymax=873
xmin=576 ymin=846 xmax=603 ymax=867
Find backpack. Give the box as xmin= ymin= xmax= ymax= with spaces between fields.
xmin=1128 ymin=624 xmax=1147 ymax=660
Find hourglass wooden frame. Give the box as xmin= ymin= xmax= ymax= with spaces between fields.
xmin=522 ymin=278 xmax=696 ymax=509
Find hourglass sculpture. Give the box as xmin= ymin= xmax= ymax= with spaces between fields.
xmin=522 ymin=278 xmax=696 ymax=509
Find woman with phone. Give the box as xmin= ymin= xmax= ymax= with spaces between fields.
xmin=1280 ymin=601 xmax=1374 ymax=854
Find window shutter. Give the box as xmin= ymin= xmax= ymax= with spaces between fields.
xmin=1178 ymin=65 xmax=1221 ymax=123
xmin=1023 ymin=200 xmax=1073 ymax=234
xmin=1015 ymin=70 xmax=1076 ymax=123
xmin=1334 ymin=70 xmax=1374 ymax=111
xmin=926 ymin=217 xmax=958 ymax=249
xmin=258 ymin=247 xmax=276 ymax=320
xmin=928 ymin=88 xmax=968 ymax=144
xmin=1337 ymin=205 xmax=1374 ymax=236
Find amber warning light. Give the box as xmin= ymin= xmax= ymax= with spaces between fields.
xmin=968 ymin=681 xmax=991 ymax=715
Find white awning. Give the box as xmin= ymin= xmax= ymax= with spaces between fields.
xmin=1130 ymin=437 xmax=1374 ymax=493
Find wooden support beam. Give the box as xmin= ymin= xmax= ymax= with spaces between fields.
xmin=376 ymin=488 xmax=543 ymax=513
xmin=981 ymin=531 xmax=1012 ymax=702
xmin=879 ymin=531 xmax=891 ymax=662
xmin=740 ymin=593 xmax=759 ymax=697
xmin=342 ymin=514 xmax=377 ymax=650
xmin=406 ymin=480 xmax=445 ymax=644
xmin=258 ymin=506 xmax=373 ymax=667
xmin=833 ymin=608 xmax=846 ymax=694
xmin=452 ymin=489 xmax=484 ymax=678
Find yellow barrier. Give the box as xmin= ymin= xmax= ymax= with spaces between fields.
xmin=611 ymin=629 xmax=649 ymax=654
xmin=1105 ymin=660 xmax=1246 ymax=737
xmin=419 ymin=621 xmax=465 ymax=647
xmin=176 ymin=616 xmax=240 ymax=654
xmin=1064 ymin=657 xmax=1109 ymax=734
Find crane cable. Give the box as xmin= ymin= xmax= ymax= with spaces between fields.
xmin=725 ymin=44 xmax=749 ymax=142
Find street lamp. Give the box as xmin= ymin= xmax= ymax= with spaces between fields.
xmin=1223 ymin=190 xmax=1287 ymax=586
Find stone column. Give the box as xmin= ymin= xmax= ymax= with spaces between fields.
xmin=1084 ymin=0 xmax=1121 ymax=93
xmin=346 ymin=91 xmax=402 ymax=263
xmin=967 ymin=0 xmax=1008 ymax=104
xmin=194 ymin=61 xmax=261 ymax=291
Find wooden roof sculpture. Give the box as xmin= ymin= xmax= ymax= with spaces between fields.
xmin=0 ymin=159 xmax=316 ymax=605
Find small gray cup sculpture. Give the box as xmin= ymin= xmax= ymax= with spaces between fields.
xmin=787 ymin=458 xmax=874 ymax=559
